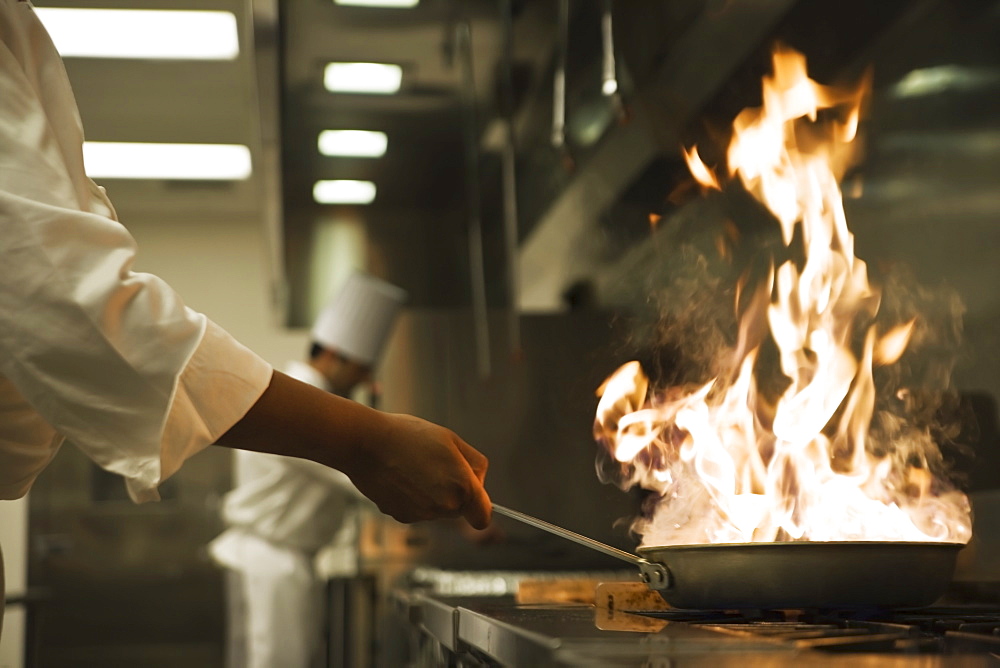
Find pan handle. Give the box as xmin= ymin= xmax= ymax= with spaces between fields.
xmin=491 ymin=504 xmax=670 ymax=590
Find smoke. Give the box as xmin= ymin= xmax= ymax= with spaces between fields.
xmin=621 ymin=245 xmax=738 ymax=389
xmin=868 ymin=263 xmax=972 ymax=488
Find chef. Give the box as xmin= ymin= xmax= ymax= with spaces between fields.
xmin=0 ymin=0 xmax=491 ymax=637
xmin=210 ymin=272 xmax=407 ymax=668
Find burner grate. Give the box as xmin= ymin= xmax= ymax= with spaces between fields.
xmin=630 ymin=606 xmax=1000 ymax=654
xmin=691 ymin=620 xmax=908 ymax=653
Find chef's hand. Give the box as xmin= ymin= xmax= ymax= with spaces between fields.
xmin=456 ymin=517 xmax=507 ymax=546
xmin=346 ymin=413 xmax=492 ymax=529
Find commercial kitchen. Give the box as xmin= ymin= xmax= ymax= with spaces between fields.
xmin=2 ymin=0 xmax=1000 ymax=666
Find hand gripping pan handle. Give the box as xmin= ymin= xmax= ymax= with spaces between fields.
xmin=491 ymin=504 xmax=670 ymax=590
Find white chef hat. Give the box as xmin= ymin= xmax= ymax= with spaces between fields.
xmin=311 ymin=272 xmax=407 ymax=366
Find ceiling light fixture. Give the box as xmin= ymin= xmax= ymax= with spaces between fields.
xmin=313 ymin=180 xmax=377 ymax=205
xmin=324 ymin=63 xmax=402 ymax=94
xmin=34 ymin=9 xmax=239 ymax=60
xmin=318 ymin=130 xmax=388 ymax=157
xmin=83 ymin=142 xmax=252 ymax=180
xmin=334 ymin=0 xmax=419 ymax=6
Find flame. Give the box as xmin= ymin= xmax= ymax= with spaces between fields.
xmin=874 ymin=319 xmax=915 ymax=366
xmin=682 ymin=145 xmax=721 ymax=191
xmin=595 ymin=46 xmax=971 ymax=547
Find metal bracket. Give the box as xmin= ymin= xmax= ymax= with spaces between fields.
xmin=637 ymin=560 xmax=671 ymax=591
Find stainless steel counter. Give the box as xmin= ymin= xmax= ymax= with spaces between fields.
xmin=398 ymin=591 xmax=998 ymax=667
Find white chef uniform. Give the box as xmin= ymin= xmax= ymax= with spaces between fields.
xmin=209 ymin=274 xmax=405 ymax=668
xmin=0 ymin=0 xmax=273 ymax=626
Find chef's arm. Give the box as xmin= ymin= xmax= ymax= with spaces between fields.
xmin=216 ymin=369 xmax=493 ymax=529
xmin=282 ymin=455 xmax=368 ymax=496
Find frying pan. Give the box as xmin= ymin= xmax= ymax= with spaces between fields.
xmin=493 ymin=504 xmax=964 ymax=610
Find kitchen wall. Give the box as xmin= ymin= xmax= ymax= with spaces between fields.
xmin=126 ymin=212 xmax=306 ymax=363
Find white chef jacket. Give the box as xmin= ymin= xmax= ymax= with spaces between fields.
xmin=0 ymin=0 xmax=273 ymax=502
xmin=210 ymin=360 xmax=368 ymax=575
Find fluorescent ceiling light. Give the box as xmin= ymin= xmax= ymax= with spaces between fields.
xmin=83 ymin=142 xmax=252 ymax=180
xmin=318 ymin=130 xmax=388 ymax=157
xmin=324 ymin=63 xmax=402 ymax=94
xmin=334 ymin=0 xmax=419 ymax=6
xmin=34 ymin=9 xmax=239 ymax=60
xmin=313 ymin=180 xmax=377 ymax=204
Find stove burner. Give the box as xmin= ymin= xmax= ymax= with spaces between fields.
xmin=631 ymin=606 xmax=1000 ymax=654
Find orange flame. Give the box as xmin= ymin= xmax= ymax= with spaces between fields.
xmin=874 ymin=319 xmax=915 ymax=366
xmin=595 ymin=46 xmax=970 ymax=547
xmin=682 ymin=145 xmax=721 ymax=191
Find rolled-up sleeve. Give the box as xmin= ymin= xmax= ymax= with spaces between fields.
xmin=0 ymin=0 xmax=273 ymax=501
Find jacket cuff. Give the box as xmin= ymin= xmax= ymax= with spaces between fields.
xmin=126 ymin=319 xmax=273 ymax=502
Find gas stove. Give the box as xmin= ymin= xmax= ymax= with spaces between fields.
xmin=394 ymin=571 xmax=1000 ymax=666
